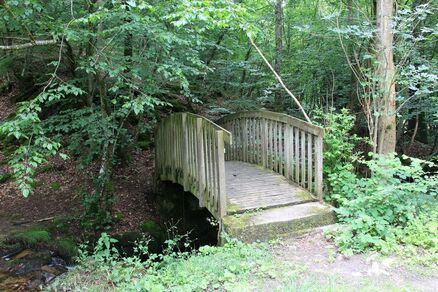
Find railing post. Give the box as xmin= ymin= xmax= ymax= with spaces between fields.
xmin=300 ymin=130 xmax=305 ymax=187
xmin=216 ymin=130 xmax=227 ymax=217
xmin=262 ymin=119 xmax=267 ymax=168
xmin=284 ymin=125 xmax=290 ymax=180
xmin=242 ymin=119 xmax=248 ymax=162
xmin=196 ymin=118 xmax=206 ymax=207
xmin=315 ymin=134 xmax=323 ymax=200
xmin=182 ymin=113 xmax=189 ymax=191
xmin=307 ymin=133 xmax=313 ymax=192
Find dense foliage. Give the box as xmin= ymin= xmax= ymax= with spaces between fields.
xmin=331 ymin=154 xmax=437 ymax=254
xmin=313 ymin=108 xmax=363 ymax=198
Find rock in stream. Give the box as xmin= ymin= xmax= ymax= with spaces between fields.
xmin=0 ymin=248 xmax=68 ymax=291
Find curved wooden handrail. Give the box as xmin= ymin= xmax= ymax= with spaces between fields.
xmin=217 ymin=111 xmax=324 ymax=199
xmin=217 ymin=111 xmax=323 ymax=136
xmin=156 ymin=113 xmax=231 ymax=219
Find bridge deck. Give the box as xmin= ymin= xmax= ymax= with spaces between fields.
xmin=225 ymin=161 xmax=315 ymax=213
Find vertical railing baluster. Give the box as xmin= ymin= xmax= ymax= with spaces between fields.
xmin=307 ymin=133 xmax=313 ymax=192
xmin=279 ymin=123 xmax=283 ymax=175
xmin=197 ymin=118 xmax=205 ymax=206
xmin=262 ymin=119 xmax=268 ymax=168
xmin=301 ymin=130 xmax=306 ymax=187
xmin=216 ymin=130 xmax=226 ymax=217
xmin=284 ymin=125 xmax=290 ymax=179
xmin=294 ymin=127 xmax=299 ymax=182
xmin=211 ymin=127 xmax=217 ymax=212
xmin=315 ymin=134 xmax=323 ymax=200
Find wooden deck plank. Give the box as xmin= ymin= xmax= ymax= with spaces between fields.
xmin=225 ymin=161 xmax=315 ymax=213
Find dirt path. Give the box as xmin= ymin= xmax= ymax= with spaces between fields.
xmin=272 ymin=229 xmax=438 ymax=291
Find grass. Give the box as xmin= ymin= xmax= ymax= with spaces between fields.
xmin=50 ymin=237 xmax=303 ymax=291
xmin=274 ymin=275 xmax=419 ymax=292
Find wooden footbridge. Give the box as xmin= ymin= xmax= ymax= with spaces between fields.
xmin=155 ymin=111 xmax=334 ymax=241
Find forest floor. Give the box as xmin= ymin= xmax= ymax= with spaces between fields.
xmin=0 ymin=148 xmax=159 ymax=239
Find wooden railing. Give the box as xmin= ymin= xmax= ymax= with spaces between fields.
xmin=217 ymin=111 xmax=324 ymax=199
xmin=155 ymin=113 xmax=232 ymax=219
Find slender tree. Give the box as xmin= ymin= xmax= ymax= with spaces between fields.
xmin=375 ymin=0 xmax=396 ymax=154
xmin=274 ymin=0 xmax=284 ymax=111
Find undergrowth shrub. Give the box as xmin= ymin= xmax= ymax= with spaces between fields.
xmin=315 ymin=109 xmax=438 ymax=261
xmin=51 ymin=233 xmax=299 ymax=291
xmin=313 ymin=108 xmax=363 ymax=203
xmin=330 ymin=153 xmax=438 ymax=256
xmin=397 ymin=206 xmax=438 ymax=250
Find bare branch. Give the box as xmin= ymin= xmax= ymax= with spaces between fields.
xmin=0 ymin=39 xmax=57 ymax=50
xmin=248 ymin=35 xmax=312 ymax=123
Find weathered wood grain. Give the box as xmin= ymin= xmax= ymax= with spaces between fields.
xmin=156 ymin=113 xmax=231 ymax=219
xmin=225 ymin=161 xmax=314 ymax=213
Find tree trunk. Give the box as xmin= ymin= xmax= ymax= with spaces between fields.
xmin=205 ymin=31 xmax=226 ymax=67
xmin=346 ymin=0 xmax=361 ymax=132
xmin=375 ymin=0 xmax=396 ymax=154
xmin=274 ymin=0 xmax=284 ymax=112
xmin=86 ymin=0 xmax=97 ymax=106
xmin=239 ymin=44 xmax=252 ymax=97
xmin=96 ymin=0 xmax=110 ymax=116
xmin=123 ymin=3 xmax=133 ymax=62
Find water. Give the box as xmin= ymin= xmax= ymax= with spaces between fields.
xmin=0 ymin=248 xmax=69 ymax=291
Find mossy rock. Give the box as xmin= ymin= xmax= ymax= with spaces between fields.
xmin=141 ymin=220 xmax=165 ymax=242
xmin=50 ymin=181 xmax=61 ymax=191
xmin=13 ymin=230 xmax=50 ymax=246
xmin=54 ymin=238 xmax=78 ymax=260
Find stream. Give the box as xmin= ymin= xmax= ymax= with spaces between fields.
xmin=0 ymin=248 xmax=70 ymax=291
xmin=0 ymin=182 xmax=218 ymax=291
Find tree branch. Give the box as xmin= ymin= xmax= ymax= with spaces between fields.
xmin=0 ymin=39 xmax=57 ymax=50
xmin=248 ymin=35 xmax=312 ymax=123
